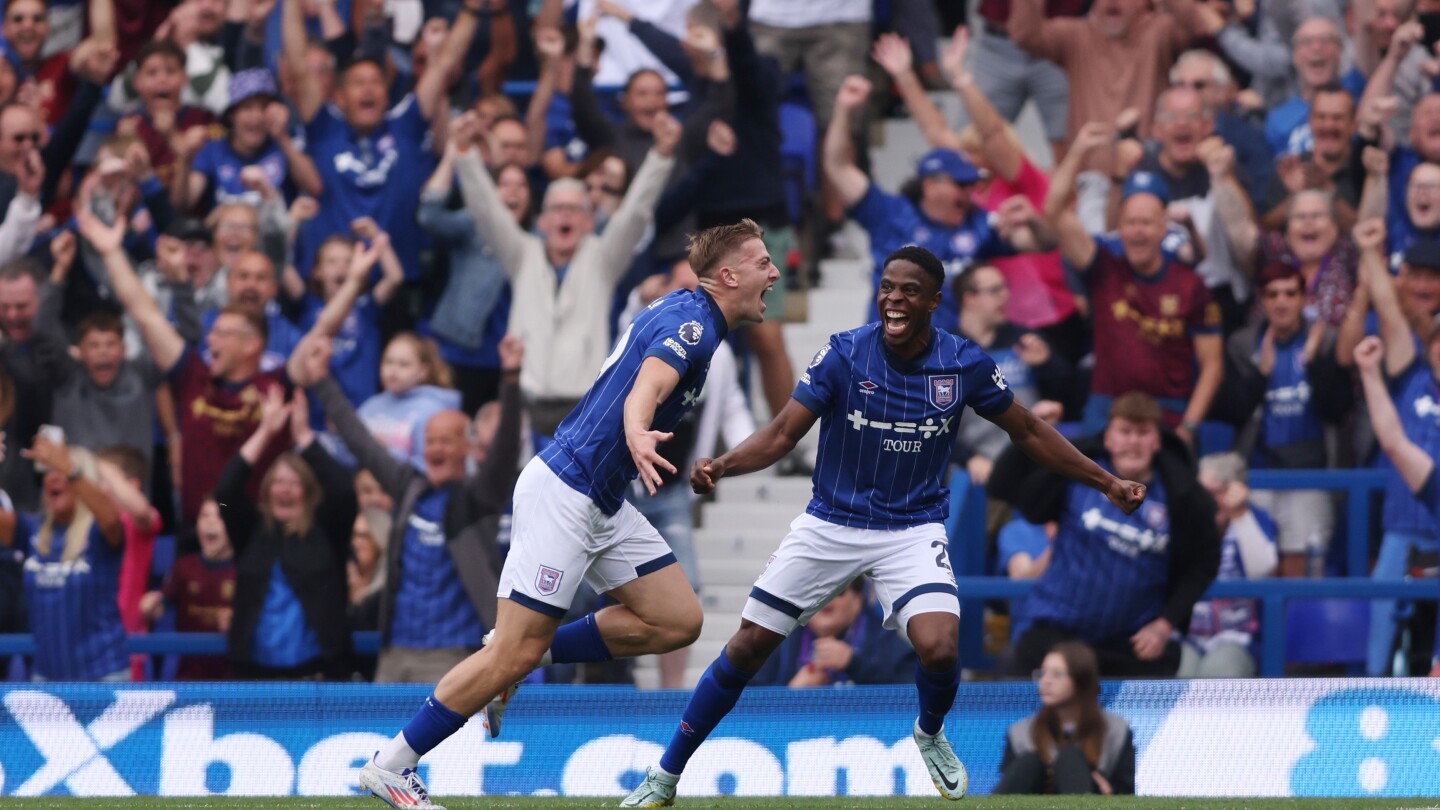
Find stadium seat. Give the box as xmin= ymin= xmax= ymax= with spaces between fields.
xmin=1286 ymin=599 xmax=1369 ymax=668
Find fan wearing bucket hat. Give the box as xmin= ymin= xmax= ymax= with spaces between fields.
xmin=1045 ymin=121 xmax=1224 ymax=442
xmin=184 ymin=68 xmax=321 ymax=212
xmin=823 ymin=75 xmax=1046 ymax=334
xmin=282 ymin=0 xmax=486 ymax=280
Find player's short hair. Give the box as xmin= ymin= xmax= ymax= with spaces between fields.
xmin=688 ymin=219 xmax=765 ymax=279
xmin=77 ymin=310 xmax=125 ymax=341
xmin=217 ymin=304 xmax=269 ymax=347
xmin=98 ymin=444 xmax=148 ymax=484
xmin=1108 ymin=391 xmax=1163 ymax=428
xmin=883 ymin=245 xmax=945 ymax=292
xmin=135 ymin=40 xmax=186 ymax=72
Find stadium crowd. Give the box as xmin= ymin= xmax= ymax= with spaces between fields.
xmin=0 ymin=0 xmax=1436 ymax=689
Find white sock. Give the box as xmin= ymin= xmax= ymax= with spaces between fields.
xmin=375 ymin=732 xmax=421 ymax=772
xmin=657 ymin=764 xmax=680 ymax=779
xmin=914 ymin=718 xmax=938 ymax=739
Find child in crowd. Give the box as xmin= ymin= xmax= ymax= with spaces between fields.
xmin=141 ymin=496 xmax=235 ymax=680
xmin=356 ymin=333 xmax=460 ymax=472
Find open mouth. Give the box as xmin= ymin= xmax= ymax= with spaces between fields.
xmin=883 ymin=309 xmax=910 ymax=337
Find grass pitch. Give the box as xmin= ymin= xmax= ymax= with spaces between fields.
xmin=1 ymin=798 xmax=1438 ymax=809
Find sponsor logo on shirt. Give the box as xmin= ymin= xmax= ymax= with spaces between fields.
xmin=1080 ymin=507 xmax=1170 ymax=558
xmin=663 ymin=338 xmax=689 ymax=360
xmin=1415 ymin=395 xmax=1440 ymax=421
xmin=991 ymin=368 xmax=1008 ymax=392
xmin=846 ymin=410 xmax=956 ymax=454
xmin=858 ymin=381 xmax=878 ymax=395
xmin=23 ymin=557 xmax=92 ymax=588
xmin=408 ymin=515 xmax=444 ymax=547
xmin=1266 ymin=381 xmax=1313 ymax=418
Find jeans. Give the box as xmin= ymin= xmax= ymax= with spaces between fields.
xmin=1367 ymin=530 xmax=1438 ymax=676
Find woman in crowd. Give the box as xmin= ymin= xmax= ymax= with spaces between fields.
xmin=221 ymin=387 xmax=356 ymax=680
xmin=20 ymin=436 xmax=127 ymax=681
xmin=996 ymin=641 xmax=1136 ymax=796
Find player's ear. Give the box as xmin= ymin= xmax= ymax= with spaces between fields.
xmin=928 ymin=288 xmax=941 ymax=313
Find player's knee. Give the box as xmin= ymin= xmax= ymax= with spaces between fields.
xmin=915 ymin=631 xmax=959 ymax=671
xmin=659 ymin=605 xmax=703 ymax=651
xmin=726 ymin=625 xmax=784 ymax=671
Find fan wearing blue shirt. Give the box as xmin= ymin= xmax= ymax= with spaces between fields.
xmin=823 ymin=75 xmax=1043 ymax=334
xmin=280 ymin=0 xmax=485 ymax=280
xmin=1356 ymin=333 xmax=1440 ymax=674
xmin=185 ymin=68 xmax=323 ymax=212
xmin=623 ymin=246 xmax=1147 ymax=807
xmin=361 ymin=220 xmax=781 ymax=809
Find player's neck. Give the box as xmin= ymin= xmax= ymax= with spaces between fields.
xmin=699 ymin=280 xmax=744 ymax=330
xmin=884 ymin=327 xmax=933 ymax=362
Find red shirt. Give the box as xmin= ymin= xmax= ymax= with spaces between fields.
xmin=162 ymin=552 xmax=236 ymax=680
xmin=1086 ymin=245 xmax=1221 ymax=401
xmin=169 ymin=349 xmax=288 ymax=524
xmin=35 ymin=53 xmax=78 ymax=129
xmin=135 ymin=107 xmax=222 ymax=190
xmin=116 ymin=509 xmax=161 ymax=681
xmin=980 ymin=158 xmax=1078 ymax=328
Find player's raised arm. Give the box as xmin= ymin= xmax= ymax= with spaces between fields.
xmin=625 ymin=357 xmax=684 ymax=495
xmin=986 ymin=400 xmax=1146 ymax=514
xmin=691 ymin=398 xmax=819 ymax=495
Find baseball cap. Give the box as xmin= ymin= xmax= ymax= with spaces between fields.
xmin=1121 ymin=171 xmax=1172 ymax=206
xmin=916 ymin=148 xmax=985 ymax=185
xmin=1402 ymin=239 xmax=1440 ymax=271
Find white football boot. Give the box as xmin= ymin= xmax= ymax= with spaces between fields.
xmin=619 ymin=766 xmax=679 ymax=807
xmin=359 ymin=753 xmax=446 ymax=809
xmin=914 ymin=722 xmax=968 ymax=800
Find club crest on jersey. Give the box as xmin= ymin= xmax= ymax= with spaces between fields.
xmin=679 ymin=321 xmax=704 ymax=346
xmin=928 ymin=375 xmax=958 ymax=409
xmin=536 ymin=566 xmax=564 ymax=596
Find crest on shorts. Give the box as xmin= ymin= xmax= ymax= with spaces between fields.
xmin=536 ymin=565 xmax=564 ymax=596
xmin=928 ymin=375 xmax=958 ymax=409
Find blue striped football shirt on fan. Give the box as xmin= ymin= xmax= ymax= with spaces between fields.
xmin=1382 ymin=364 xmax=1440 ymax=538
xmin=1024 ymin=464 xmax=1172 ymax=641
xmin=793 ymin=324 xmax=1014 ymax=530
xmin=390 ymin=488 xmax=484 ymax=648
xmin=540 ymin=288 xmax=728 ymax=515
xmin=20 ymin=516 xmax=128 ymax=679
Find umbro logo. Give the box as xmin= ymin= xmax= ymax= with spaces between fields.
xmin=858 ymin=381 xmax=878 ymax=395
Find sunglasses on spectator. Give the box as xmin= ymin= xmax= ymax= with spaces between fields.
xmin=544 ymin=202 xmax=590 ymax=215
xmin=587 ymin=183 xmax=623 ymax=197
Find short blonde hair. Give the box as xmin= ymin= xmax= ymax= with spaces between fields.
xmin=688 ymin=219 xmax=764 ymax=278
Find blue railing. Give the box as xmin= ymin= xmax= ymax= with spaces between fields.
xmin=948 ymin=466 xmax=1406 ymax=673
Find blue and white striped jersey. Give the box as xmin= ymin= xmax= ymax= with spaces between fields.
xmin=541 ymin=288 xmax=728 ymax=515
xmin=794 ymin=324 xmax=1014 ymax=530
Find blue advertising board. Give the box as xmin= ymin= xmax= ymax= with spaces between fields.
xmin=1 ymin=680 xmax=1438 ymax=797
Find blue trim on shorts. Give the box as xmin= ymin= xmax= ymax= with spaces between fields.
xmin=507 ymin=590 xmax=568 ymax=619
xmin=749 ymin=586 xmax=803 ymax=618
xmin=892 ymin=583 xmax=959 ymax=616
xmin=635 ymin=552 xmax=678 ymax=578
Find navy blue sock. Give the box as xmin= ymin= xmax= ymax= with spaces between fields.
xmin=659 ymin=649 xmax=756 ymax=775
xmin=915 ymin=662 xmax=959 ymax=736
xmin=400 ymin=694 xmax=468 ymax=757
xmin=549 ymin=613 xmax=614 ymax=664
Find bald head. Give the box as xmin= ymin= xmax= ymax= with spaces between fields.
xmin=424 ymin=409 xmax=470 ymax=484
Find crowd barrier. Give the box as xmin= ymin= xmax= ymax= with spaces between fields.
xmin=1 ymin=680 xmax=1438 ymax=798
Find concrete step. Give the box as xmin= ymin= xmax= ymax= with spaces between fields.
xmin=693 ymin=556 xmax=770 ymax=586
xmin=710 ymin=475 xmax=814 ymax=507
xmin=693 ymin=526 xmax=787 ymax=559
xmin=699 ymin=584 xmax=753 ymax=615
xmin=698 ymin=501 xmax=801 ymax=532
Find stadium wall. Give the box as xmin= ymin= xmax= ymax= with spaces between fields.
xmin=0 ymin=680 xmax=1437 ymax=798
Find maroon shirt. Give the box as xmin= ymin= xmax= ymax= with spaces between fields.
xmin=162 ymin=552 xmax=236 ymax=680
xmin=978 ymin=0 xmax=1088 ymax=26
xmin=1085 ymin=245 xmax=1221 ymax=402
xmin=135 ymin=106 xmax=221 ymax=190
xmin=169 ymin=349 xmax=288 ymax=523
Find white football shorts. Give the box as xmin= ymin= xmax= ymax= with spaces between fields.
xmin=743 ymin=513 xmax=960 ymax=637
xmin=498 ymin=458 xmax=676 ymax=618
